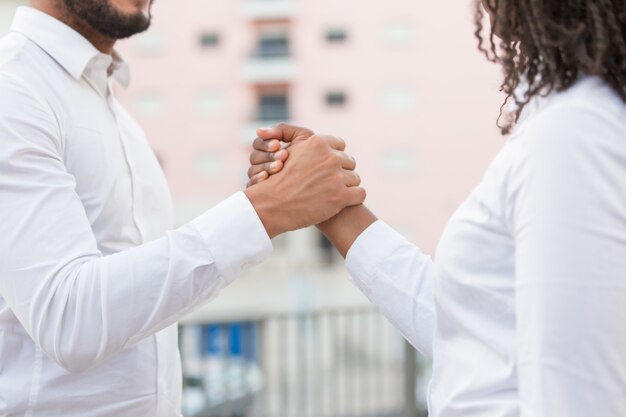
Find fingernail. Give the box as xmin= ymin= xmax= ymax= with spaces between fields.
xmin=270 ymin=161 xmax=281 ymax=170
xmin=274 ymin=149 xmax=287 ymax=159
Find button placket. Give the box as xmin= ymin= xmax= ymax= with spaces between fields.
xmin=106 ymin=94 xmax=146 ymax=244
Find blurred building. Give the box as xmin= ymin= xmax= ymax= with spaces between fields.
xmin=107 ymin=0 xmax=505 ymax=317
xmin=0 ymin=0 xmax=505 ymax=285
xmin=0 ymin=1 xmax=505 ymax=415
xmin=113 ymin=0 xmax=505 ymax=251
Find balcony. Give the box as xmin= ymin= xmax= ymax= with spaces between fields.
xmin=244 ymin=58 xmax=294 ymax=83
xmin=242 ymin=0 xmax=295 ymax=20
xmin=244 ymin=37 xmax=294 ymax=84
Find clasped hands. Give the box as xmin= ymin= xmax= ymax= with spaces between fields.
xmin=243 ymin=123 xmax=366 ymax=239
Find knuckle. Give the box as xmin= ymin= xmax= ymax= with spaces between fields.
xmin=359 ymin=188 xmax=367 ymax=201
xmin=247 ymin=166 xmax=256 ymax=178
xmin=310 ymin=135 xmax=326 ymax=147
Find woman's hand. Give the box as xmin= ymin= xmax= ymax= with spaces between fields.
xmin=247 ymin=123 xmax=355 ymax=187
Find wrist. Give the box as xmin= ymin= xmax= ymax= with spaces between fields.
xmin=244 ymin=185 xmax=286 ymax=239
xmin=317 ymin=205 xmax=377 ymax=258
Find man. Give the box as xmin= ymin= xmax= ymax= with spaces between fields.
xmin=0 ymin=1 xmax=365 ymax=416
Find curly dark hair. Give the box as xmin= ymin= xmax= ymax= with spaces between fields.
xmin=474 ymin=0 xmax=626 ymax=134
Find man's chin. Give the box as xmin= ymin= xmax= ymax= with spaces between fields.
xmin=64 ymin=0 xmax=153 ymax=40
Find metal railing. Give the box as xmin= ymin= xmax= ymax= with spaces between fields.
xmin=179 ymin=307 xmax=427 ymax=417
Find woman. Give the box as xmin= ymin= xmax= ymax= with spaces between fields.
xmin=246 ymin=0 xmax=626 ymax=415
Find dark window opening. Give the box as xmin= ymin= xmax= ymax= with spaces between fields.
xmin=326 ymin=91 xmax=347 ymax=107
xmin=199 ymin=32 xmax=220 ymax=48
xmin=258 ymin=93 xmax=290 ymax=121
xmin=257 ymin=34 xmax=290 ymax=58
xmin=326 ymin=29 xmax=348 ymax=43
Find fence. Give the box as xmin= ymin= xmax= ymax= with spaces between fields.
xmin=179 ymin=307 xmax=428 ymax=417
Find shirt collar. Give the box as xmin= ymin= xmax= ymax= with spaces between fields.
xmin=10 ymin=6 xmax=131 ymax=90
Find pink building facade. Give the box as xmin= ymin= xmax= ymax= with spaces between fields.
xmin=0 ymin=0 xmax=506 ymax=255
xmin=113 ymin=0 xmax=505 ymax=254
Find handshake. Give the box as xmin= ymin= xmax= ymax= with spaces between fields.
xmin=244 ymin=123 xmax=367 ymax=241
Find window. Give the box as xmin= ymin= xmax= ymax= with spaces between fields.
xmin=384 ymin=22 xmax=415 ymax=45
xmin=383 ymin=88 xmax=415 ymax=112
xmin=199 ymin=32 xmax=220 ymax=48
xmin=326 ymin=28 xmax=347 ymax=43
xmin=258 ymin=92 xmax=290 ymax=121
xmin=195 ymin=92 xmax=224 ymax=115
xmin=383 ymin=149 xmax=415 ymax=174
xmin=326 ymin=91 xmax=347 ymax=107
xmin=134 ymin=92 xmax=165 ymax=117
xmin=257 ymin=33 xmax=290 ymax=58
xmin=195 ymin=153 xmax=224 ymax=178
xmin=133 ymin=31 xmax=164 ymax=54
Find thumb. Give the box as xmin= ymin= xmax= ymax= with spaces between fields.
xmin=257 ymin=123 xmax=314 ymax=143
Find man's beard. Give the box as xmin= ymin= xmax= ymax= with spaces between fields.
xmin=63 ymin=0 xmax=152 ymax=39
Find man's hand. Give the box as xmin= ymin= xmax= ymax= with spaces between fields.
xmin=244 ymin=127 xmax=365 ymax=239
xmin=245 ymin=123 xmax=377 ymax=255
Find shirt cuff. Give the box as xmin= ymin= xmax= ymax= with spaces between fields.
xmin=189 ymin=191 xmax=273 ymax=283
xmin=345 ymin=220 xmax=410 ymax=296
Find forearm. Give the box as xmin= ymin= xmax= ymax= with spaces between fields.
xmin=342 ymin=219 xmax=436 ymax=358
xmin=1 ymin=192 xmax=271 ymax=373
xmin=317 ymin=205 xmax=378 ymax=258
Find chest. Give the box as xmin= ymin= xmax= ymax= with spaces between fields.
xmin=59 ymin=84 xmax=173 ymax=251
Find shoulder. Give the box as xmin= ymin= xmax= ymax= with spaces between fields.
xmin=0 ymin=67 xmax=62 ymax=154
xmin=0 ymin=31 xmax=44 ymax=76
xmin=504 ymin=77 xmax=626 ymax=223
xmin=513 ymin=77 xmax=626 ymax=167
xmin=0 ymin=32 xmax=63 ymax=111
xmin=0 ymin=32 xmax=59 ymax=121
xmin=0 ymin=32 xmax=27 ymax=67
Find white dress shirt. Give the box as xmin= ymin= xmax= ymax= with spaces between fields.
xmin=347 ymin=76 xmax=626 ymax=417
xmin=0 ymin=7 xmax=272 ymax=417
